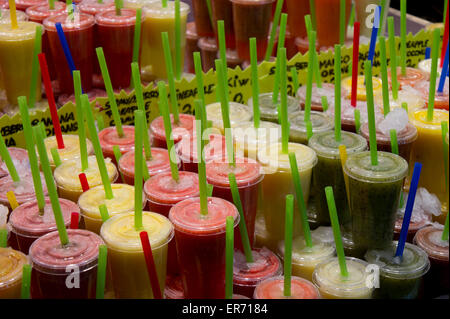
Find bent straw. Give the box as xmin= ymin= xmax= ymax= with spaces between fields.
xmin=161 ymin=32 xmax=180 ymax=123
xmin=194 ymin=100 xmax=208 ymax=216
xmin=7 ymin=0 xmax=17 ymax=29
xmin=6 ymin=191 xmax=19 ymax=210
xmin=20 ymin=264 xmax=31 ymax=299
xmin=0 ymin=229 xmax=7 ymax=248
xmin=99 ymin=204 xmax=110 ymax=223
xmin=400 ymin=0 xmax=407 ymax=76
xmin=29 ymin=25 xmax=42 ymax=109
xmin=225 ymin=216 xmax=234 ymax=299
xmin=379 ymin=37 xmax=390 ymax=116
xmin=265 ymin=0 xmax=284 ymax=61
xmin=73 ymin=71 xmax=89 ymax=171
xmin=134 ymin=110 xmax=144 ymax=230
xmin=334 ymin=44 xmax=342 ymax=142
xmin=50 ymin=148 xmax=62 ymax=167
xmin=140 ymin=231 xmax=162 ymax=299
xmin=175 ymin=0 xmax=181 ymax=80
xmin=0 ymin=134 xmax=20 ymax=182
xmin=284 ymin=194 xmax=294 ymax=297
xmin=250 ymin=38 xmax=261 ymax=128
xmin=351 ymin=22 xmax=360 ymax=107
xmin=364 ymin=60 xmax=378 ymax=166
xmin=387 ymin=17 xmax=399 ymax=100
xmin=427 ymin=29 xmax=441 ymax=122
xmin=70 ymin=212 xmax=79 ymax=229
xmin=112 ymin=146 xmax=125 ymax=182
xmin=96 ymin=245 xmax=107 ymax=299
xmin=339 ymin=0 xmax=346 ymax=45
xmin=279 ymin=48 xmax=289 ymax=154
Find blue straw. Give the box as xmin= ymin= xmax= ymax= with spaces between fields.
xmin=55 ymin=23 xmax=77 ymax=77
xmin=425 ymin=47 xmax=431 ymax=59
xmin=368 ymin=6 xmax=381 ymax=66
xmin=438 ymin=43 xmax=449 ymax=93
xmin=395 ymin=162 xmax=422 ymax=258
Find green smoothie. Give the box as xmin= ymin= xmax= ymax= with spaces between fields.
xmin=247 ymin=92 xmax=299 ymax=124
xmin=288 ymin=111 xmax=334 ymax=144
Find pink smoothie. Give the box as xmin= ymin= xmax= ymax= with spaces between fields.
xmin=78 ymin=0 xmax=115 ymax=15
xmin=150 ymin=114 xmax=196 ymax=149
xmin=0 ymin=147 xmax=30 ymax=178
xmin=98 ymin=125 xmax=136 ymax=164
xmin=15 ymin=0 xmax=46 ymax=11
xmin=253 ymin=276 xmax=321 ymax=299
xmin=0 ymin=173 xmax=48 ymax=209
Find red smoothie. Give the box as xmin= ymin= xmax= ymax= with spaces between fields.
xmin=253 ymin=275 xmax=320 ymax=299
xmin=285 ymin=0 xmax=310 ymax=39
xmin=164 ymin=274 xmax=185 ymax=299
xmin=192 ymin=0 xmax=214 ymax=37
xmin=0 ymin=147 xmax=30 ymax=178
xmin=98 ymin=125 xmax=136 ymax=164
xmin=15 ymin=0 xmax=46 ymax=11
xmin=393 ymin=214 xmax=431 ymax=243
xmin=149 ymin=113 xmax=196 ymax=149
xmin=211 ymin=0 xmax=236 ymax=49
xmin=0 ymin=173 xmax=48 ymax=210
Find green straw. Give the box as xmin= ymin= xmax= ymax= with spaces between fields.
xmin=29 ymin=25 xmax=42 ymax=109
xmin=306 ymin=121 xmax=313 ymax=140
xmin=99 ymin=204 xmax=110 ymax=223
xmin=400 ymin=0 xmax=407 ymax=76
xmin=0 ymin=133 xmax=20 ymax=182
xmin=379 ymin=37 xmax=390 ymax=117
xmin=50 ymin=148 xmax=62 ymax=167
xmin=304 ymin=31 xmax=316 ymax=124
xmin=325 ymin=186 xmax=348 ymax=277
xmin=81 ymin=94 xmax=114 ymax=199
xmin=321 ymin=96 xmax=329 ymax=112
xmin=390 ymin=129 xmax=399 ymax=155
xmin=305 ymin=15 xmax=322 ymax=88
xmin=194 ymin=100 xmax=208 ymax=216
xmin=291 ymin=67 xmax=299 ymax=97
xmin=96 ymin=115 xmax=105 ymax=132
xmin=427 ymin=29 xmax=441 ymax=122
xmin=279 ymin=48 xmax=289 ymax=154
xmin=20 ymin=264 xmax=31 ymax=299
xmin=441 ymin=122 xmax=449 ymax=198
xmin=309 ymin=0 xmax=317 ymax=30
xmin=229 ymin=173 xmax=253 ymax=263
xmin=18 ymin=96 xmax=45 ymax=214
xmin=207 ymin=183 xmax=213 ymax=197
xmin=194 ymin=52 xmax=206 ymax=107
xmin=442 ymin=213 xmax=449 ymax=241
xmin=284 ymin=194 xmax=294 ymax=297
xmin=354 ymin=109 xmax=361 ymax=134
xmin=112 ymin=145 xmax=125 ymax=182
xmin=272 ymin=55 xmax=281 ymax=105
xmin=364 ymin=60 xmax=378 ymax=166
xmin=289 ymin=153 xmax=312 ymax=248
xmin=96 ymin=245 xmax=107 ymax=299
xmin=278 ymin=13 xmax=288 ymax=51
xmin=225 ymin=215 xmax=234 ymax=299
xmin=0 ymin=229 xmax=7 ymax=247
xmin=134 ymin=110 xmax=144 ymax=231
xmin=444 ymin=0 xmax=449 ymax=25
xmin=161 ymin=32 xmax=180 ymax=124
xmin=115 ymin=0 xmax=122 ymax=16
xmin=265 ymin=0 xmax=284 ymax=61
xmin=206 ymin=0 xmax=213 ymax=28
xmin=73 ymin=71 xmax=89 ymax=171
xmin=379 ymin=0 xmax=387 ymax=37
xmin=402 ymin=102 xmax=408 ymax=113
xmin=217 ymin=20 xmax=227 ymax=70
xmin=250 ymin=38 xmax=261 ymax=129
xmin=388 ymin=17 xmax=399 ymax=100
xmin=49 ymin=0 xmax=55 ymax=10
xmin=157 ymin=81 xmax=180 ymax=182
xmin=162 ymin=0 xmax=167 ymax=7
xmin=174 ymin=0 xmax=181 ymax=80
xmin=96 ymin=47 xmax=124 ymax=137
xmin=334 ymin=44 xmax=342 ymax=142
xmin=214 ymin=59 xmax=231 ymax=130
xmin=132 ymin=9 xmax=142 ymax=65
xmin=348 ymin=1 xmax=355 ymax=26
xmin=34 ymin=124 xmax=69 ymax=246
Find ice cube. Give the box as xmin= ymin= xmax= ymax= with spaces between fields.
xmin=379 ymin=108 xmax=409 ymax=136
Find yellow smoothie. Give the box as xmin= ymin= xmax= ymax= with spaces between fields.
xmin=0 ymin=247 xmax=29 ymax=299
xmin=206 ymin=102 xmax=253 ymax=134
xmin=342 ymin=76 xmax=382 ymax=101
xmin=54 ymin=155 xmax=118 ymax=202
xmin=254 ymin=213 xmax=271 ymax=249
xmin=100 ymin=211 xmax=174 ymax=299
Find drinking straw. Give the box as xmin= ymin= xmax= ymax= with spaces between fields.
xmin=207 ymin=184 xmax=214 ymax=197
xmin=73 ymin=71 xmax=89 ymax=171
xmin=194 ymin=100 xmax=208 ymax=216
xmin=229 ymin=173 xmax=253 ymax=262
xmin=81 ymin=94 xmax=114 ymax=200
xmin=395 ymin=163 xmax=422 ymax=258
xmin=132 ymin=8 xmax=141 ymax=64
xmin=321 ymin=96 xmax=329 ymax=112
xmin=174 ymin=0 xmax=181 ymax=80
xmin=441 ymin=122 xmax=449 ymax=197
xmin=217 ymin=20 xmax=227 ymax=68
xmin=279 ymin=48 xmax=289 ymax=154
xmin=401 ymin=102 xmax=408 ymax=113
xmin=50 ymin=148 xmax=62 ymax=167
xmin=7 ymin=0 xmax=17 ymax=29
xmin=6 ymin=191 xmax=19 ymax=210
xmin=304 ymin=15 xmax=322 ymax=88
xmin=49 ymin=0 xmax=55 ymax=9
xmin=55 ymin=23 xmax=77 ymax=75
xmin=225 ymin=215 xmax=234 ymax=299
xmin=78 ymin=173 xmax=90 ymax=192
xmin=443 ymin=213 xmax=449 ymax=241
xmin=272 ymin=54 xmax=281 ymax=105
xmin=291 ymin=67 xmax=299 ymax=97
xmin=225 ymin=128 xmax=235 ymax=167
xmin=289 ymin=153 xmax=312 ymax=248
xmin=309 ymin=0 xmax=316 ymax=30
xmin=70 ymin=212 xmax=79 ymax=229
xmin=325 ymin=186 xmax=348 ymax=277
xmin=427 ymin=29 xmax=441 ymax=122
xmin=284 ymin=194 xmax=294 ymax=297
xmin=34 ymin=125 xmax=69 ymax=246
xmin=250 ymin=38 xmax=261 ymax=129
xmin=112 ymin=146 xmax=126 ymax=182
xmin=214 ymin=59 xmax=232 ymax=131
xmin=265 ymin=0 xmax=284 ymax=61
xmin=66 ymin=0 xmax=73 ymax=17
xmin=368 ymin=6 xmax=380 ymax=66
xmin=162 ymin=0 xmax=167 ymax=7
xmin=351 ymin=22 xmax=360 ymax=107
xmin=438 ymin=43 xmax=449 ymax=93
xmin=338 ymin=145 xmax=351 ymax=207
xmin=379 ymin=37 xmax=390 ymax=116
xmin=364 ymin=60 xmax=378 ymax=166
xmin=334 ymin=44 xmax=342 ymax=142
xmin=304 ymin=31 xmax=316 ymax=124
xmin=278 ymin=13 xmax=288 ymax=51
xmin=339 ymin=0 xmax=346 ymax=45
xmin=96 ymin=115 xmax=105 ymax=132
xmin=348 ymin=1 xmax=355 ymax=26
xmin=0 ymin=229 xmax=7 ymax=247
xmin=425 ymin=47 xmax=431 ymax=59
xmin=157 ymin=81 xmax=180 ymax=182
xmin=379 ymin=0 xmax=387 ymax=37
xmin=134 ymin=110 xmax=144 ymax=230
xmin=0 ymin=135 xmax=20 ymax=182
xmin=389 ymin=129 xmax=399 ymax=155
xmin=161 ymin=32 xmax=180 ymax=123
xmin=387 ymin=17 xmax=399 ymax=100
xmin=98 ymin=204 xmax=110 ymax=223
xmin=194 ymin=52 xmax=206 ymax=107
xmin=20 ymin=264 xmax=31 ymax=299
xmin=400 ymin=0 xmax=407 ymax=76
xmin=140 ymin=231 xmax=162 ymax=299
xmin=306 ymin=121 xmax=313 ymax=140
xmin=29 ymin=25 xmax=42 ymax=109
xmin=114 ymin=0 xmax=121 ymax=16
xmin=441 ymin=4 xmax=449 ymax=69
xmin=96 ymin=245 xmax=107 ymax=299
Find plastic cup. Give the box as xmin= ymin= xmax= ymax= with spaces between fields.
xmin=206 ymin=102 xmax=253 ymax=134
xmin=98 ymin=125 xmax=136 ymax=165
xmin=308 ymin=131 xmax=367 ymax=231
xmin=393 ymin=216 xmax=431 ymax=244
xmin=285 ymin=0 xmax=310 ymax=39
xmin=387 ymin=67 xmax=429 ymax=91
xmin=44 ymin=13 xmax=95 ymax=95
xmin=233 ymin=247 xmax=282 ymax=298
xmin=253 ymin=275 xmax=320 ymax=299
xmin=315 ymin=0 xmax=352 ymax=48
xmin=198 ymin=36 xmax=218 ymax=72
xmin=186 ymin=22 xmax=200 ymax=74
xmin=14 ymin=0 xmax=46 ymax=10
xmin=355 ymin=0 xmax=391 ymax=38
xmin=100 ymin=211 xmax=173 ymax=299
xmin=297 ymin=83 xmax=336 ymax=112
xmin=365 ymin=241 xmax=430 ymax=299
xmin=247 ymin=92 xmax=299 ymax=124
xmin=9 ymin=198 xmax=75 ymax=254
xmin=415 ymin=78 xmax=449 ymax=111
xmin=192 ymin=0 xmax=214 ymax=37
xmin=78 ymin=184 xmax=141 ymax=234
xmin=342 ymin=76 xmax=383 ymax=102
xmin=164 ymin=274 xmax=184 ymax=299
xmin=254 ymin=213 xmax=271 ymax=249
xmin=0 ymin=173 xmax=48 ymax=210
xmin=0 ymin=10 xmax=28 ymax=24
xmin=79 ymin=0 xmax=115 ymax=15
xmin=257 ymin=142 xmax=318 ymax=251
xmin=417 ymin=58 xmax=442 ymax=78
xmin=169 ymin=196 xmax=240 ymax=299
xmin=211 ymin=0 xmax=236 ymax=49
xmin=288 ymin=110 xmax=334 ymax=144
xmin=29 ymin=229 xmax=103 ymax=299
xmin=0 ymin=21 xmax=42 ymax=105
xmin=0 ymin=247 xmax=28 ymax=299
xmin=373 ymin=85 xmax=426 ymax=114
xmin=150 ymin=113 xmax=196 ymax=149
xmin=414 ymin=226 xmax=449 ymax=298
xmin=0 ymin=147 xmax=29 ymax=178
xmin=54 ymin=155 xmax=118 ymax=202
xmin=312 ymin=257 xmax=373 ymax=299
xmin=0 ymin=0 xmax=8 ymax=9
xmin=344 ymin=151 xmax=409 ymax=253
xmin=206 ymin=157 xmax=263 ymax=250
xmin=230 ymin=0 xmax=274 ymax=61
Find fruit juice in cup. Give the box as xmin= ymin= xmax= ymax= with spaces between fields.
xmin=169 ymin=196 xmax=240 ymax=299
xmin=44 ymin=13 xmax=95 ymax=94
xmin=247 ymin=93 xmax=298 ymax=124
xmin=288 ymin=111 xmax=334 ymax=145
xmin=285 ymin=0 xmax=309 ymax=39
xmin=312 ymin=257 xmax=373 ymax=299
xmin=14 ymin=0 xmax=46 ymax=11
xmin=342 ymin=76 xmax=383 ymax=101
xmin=0 ymin=247 xmax=28 ymax=299
xmin=388 ymin=67 xmax=429 ymax=90
xmin=192 ymin=0 xmax=214 ymax=37
xmin=29 ymin=229 xmax=103 ymax=299
xmin=409 ymin=109 xmax=449 ymax=219
xmin=365 ymin=241 xmax=430 ymax=299
xmin=141 ymin=1 xmax=189 ymax=80
xmin=257 ymin=142 xmax=317 ymax=251
xmin=0 ymin=173 xmax=48 ymax=210
xmin=253 ymin=275 xmax=320 ymax=299
xmin=308 ymin=131 xmax=367 ymax=230
xmin=230 ymin=0 xmax=274 ymax=62
xmin=150 ymin=113 xmax=196 ymax=148
xmin=233 ymin=247 xmax=283 ymax=298
xmin=414 ymin=226 xmax=449 ymax=297
xmin=355 ymin=0 xmax=391 ymax=38
xmin=164 ymin=274 xmax=184 ymax=299
xmin=344 ymin=151 xmax=408 ymax=252
xmin=393 ymin=212 xmax=431 ymax=243
xmin=206 ymin=102 xmax=252 ymax=134
xmin=54 ymin=155 xmax=118 ymax=202
xmin=198 ymin=36 xmax=217 ymax=72
xmin=206 ymin=157 xmax=263 ymax=249
xmin=98 ymin=125 xmax=136 ymax=164
xmin=0 ymin=21 xmax=42 ymax=105
xmin=374 ymin=85 xmax=426 ymax=114
xmin=100 ymin=211 xmax=173 ymax=298
xmin=78 ymin=184 xmax=140 ymax=234
xmin=211 ymin=0 xmax=235 ymax=49
xmin=79 ymin=0 xmax=115 ymax=15
xmin=186 ymin=22 xmax=199 ymax=74
xmin=96 ymin=8 xmax=138 ymax=89
xmin=415 ymin=79 xmax=449 ymax=111
xmin=9 ymin=198 xmax=75 ymax=254
xmin=0 ymin=147 xmax=30 ymax=178
xmin=315 ymin=0 xmax=352 ymax=48
xmin=297 ymin=83 xmax=336 ymax=112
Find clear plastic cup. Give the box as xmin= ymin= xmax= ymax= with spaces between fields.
xmin=247 ymin=92 xmax=299 ymax=124
xmin=254 ymin=213 xmax=271 ymax=249
xmin=415 ymin=78 xmax=449 ymax=111
xmin=315 ymin=0 xmax=352 ymax=48
xmin=0 ymin=147 xmax=30 ymax=178
xmin=198 ymin=36 xmax=218 ymax=72
xmin=98 ymin=125 xmax=136 ymax=165
xmin=0 ymin=247 xmax=29 ymax=299
xmin=211 ymin=0 xmax=236 ymax=49
xmin=254 ymin=275 xmax=321 ymax=299
xmin=388 ymin=67 xmax=430 ymax=90
xmin=285 ymin=0 xmax=310 ymax=39
xmin=0 ymin=173 xmax=48 ymax=210
xmin=78 ymin=0 xmax=115 ymax=15
xmin=288 ymin=110 xmax=334 ymax=144
xmin=297 ymin=83 xmax=336 ymax=112
xmin=192 ymin=0 xmax=214 ymax=37
xmin=149 ymin=113 xmax=196 ymax=148
xmin=164 ymin=274 xmax=184 ymax=299
xmin=206 ymin=102 xmax=253 ymax=134
xmin=373 ymin=84 xmax=426 ymax=114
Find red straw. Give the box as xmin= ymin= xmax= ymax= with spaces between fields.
xmin=78 ymin=173 xmax=90 ymax=192
xmin=441 ymin=5 xmax=449 ymax=69
xmin=139 ymin=231 xmax=162 ymax=299
xmin=351 ymin=22 xmax=360 ymax=108
xmin=70 ymin=212 xmax=79 ymax=229
xmin=38 ymin=53 xmax=64 ymax=149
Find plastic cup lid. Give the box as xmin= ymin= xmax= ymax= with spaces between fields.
xmin=308 ymin=131 xmax=367 ymax=159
